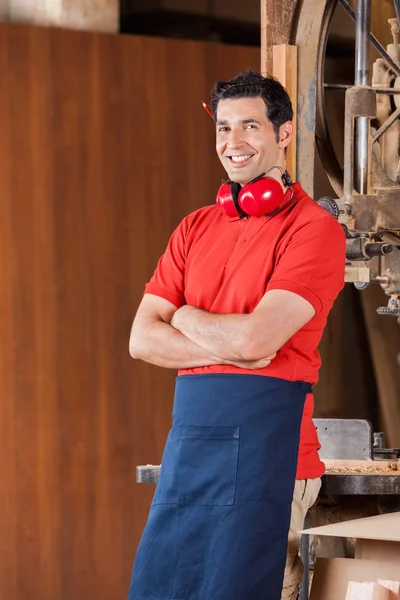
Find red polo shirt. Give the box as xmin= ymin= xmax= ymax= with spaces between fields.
xmin=144 ymin=182 xmax=346 ymax=479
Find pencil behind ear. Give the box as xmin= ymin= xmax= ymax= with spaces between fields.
xmin=202 ymin=102 xmax=214 ymax=119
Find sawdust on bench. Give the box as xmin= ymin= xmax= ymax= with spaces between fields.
xmin=325 ymin=463 xmax=399 ymax=474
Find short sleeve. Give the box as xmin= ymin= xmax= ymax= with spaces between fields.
xmin=266 ymin=215 xmax=346 ymax=315
xmin=144 ymin=219 xmax=188 ymax=308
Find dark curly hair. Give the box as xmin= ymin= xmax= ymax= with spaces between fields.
xmin=210 ymin=70 xmax=293 ymax=142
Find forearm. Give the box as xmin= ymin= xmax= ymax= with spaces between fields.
xmin=172 ymin=292 xmax=315 ymax=362
xmin=173 ymin=308 xmax=254 ymax=361
xmin=129 ymin=319 xmax=229 ymax=369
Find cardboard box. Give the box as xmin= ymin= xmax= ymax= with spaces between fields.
xmin=309 ymin=559 xmax=400 ymax=600
xmin=301 ymin=512 xmax=400 ymax=600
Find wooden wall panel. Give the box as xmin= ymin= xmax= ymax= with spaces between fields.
xmin=0 ymin=23 xmax=259 ymax=600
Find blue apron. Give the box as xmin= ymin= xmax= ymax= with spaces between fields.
xmin=129 ymin=374 xmax=310 ymax=600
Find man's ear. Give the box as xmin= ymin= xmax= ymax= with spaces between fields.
xmin=279 ymin=122 xmax=294 ymax=149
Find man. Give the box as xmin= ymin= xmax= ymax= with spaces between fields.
xmin=128 ymin=70 xmax=345 ymax=600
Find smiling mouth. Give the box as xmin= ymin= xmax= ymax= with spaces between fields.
xmin=228 ymin=154 xmax=254 ymax=167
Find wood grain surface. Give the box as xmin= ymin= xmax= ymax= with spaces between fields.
xmin=0 ymin=23 xmax=259 ymax=600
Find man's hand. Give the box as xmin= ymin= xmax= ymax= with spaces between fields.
xmin=171 ymin=305 xmax=276 ymax=369
xmin=229 ymin=354 xmax=277 ymax=370
xmin=170 ymin=305 xmax=197 ymax=330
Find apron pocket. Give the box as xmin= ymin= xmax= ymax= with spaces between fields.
xmin=152 ymin=425 xmax=240 ymax=507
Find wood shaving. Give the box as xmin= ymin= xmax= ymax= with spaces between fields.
xmin=326 ymin=463 xmax=399 ymax=474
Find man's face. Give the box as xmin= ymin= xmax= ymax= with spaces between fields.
xmin=215 ymin=97 xmax=291 ymax=186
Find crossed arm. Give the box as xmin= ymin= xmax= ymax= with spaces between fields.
xmin=129 ymin=289 xmax=315 ymax=370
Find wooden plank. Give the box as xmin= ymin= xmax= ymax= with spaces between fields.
xmin=272 ymin=44 xmax=297 ymax=181
xmin=377 ymin=581 xmax=400 ymax=599
xmin=304 ymin=511 xmax=400 ymax=542
xmin=260 ymin=0 xmax=298 ymax=75
xmin=345 ymin=582 xmax=390 ymax=600
xmin=345 ymin=266 xmax=370 ymax=283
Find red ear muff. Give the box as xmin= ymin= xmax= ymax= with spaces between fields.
xmin=216 ymin=181 xmax=240 ymax=218
xmin=216 ymin=176 xmax=286 ymax=218
xmin=239 ymin=177 xmax=284 ymax=217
